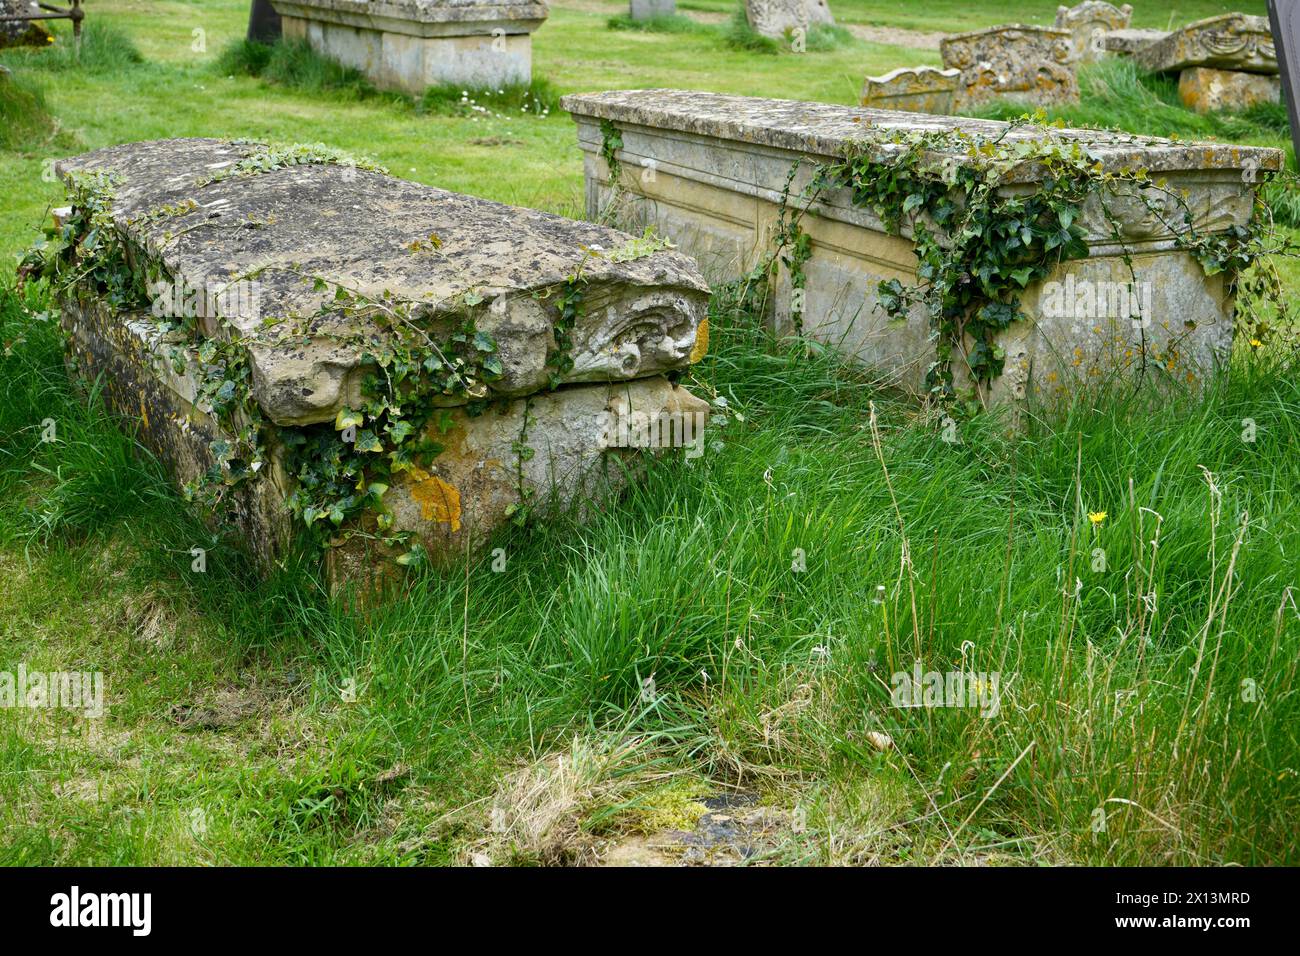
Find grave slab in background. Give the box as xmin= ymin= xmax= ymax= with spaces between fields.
xmin=940 ymin=24 xmax=1080 ymax=107
xmin=860 ymin=66 xmax=961 ymax=114
xmin=1269 ymin=0 xmax=1300 ymax=163
xmin=744 ymin=0 xmax=833 ymax=40
xmin=629 ymin=0 xmax=675 ymax=20
xmin=1054 ymin=1 xmax=1133 ymax=63
xmin=52 ymin=138 xmax=710 ymax=584
xmin=1101 ymin=27 xmax=1168 ymax=56
xmin=564 ymin=90 xmax=1280 ymax=411
xmin=268 ymin=0 xmax=549 ymax=93
xmin=1134 ymin=13 xmax=1278 ymax=74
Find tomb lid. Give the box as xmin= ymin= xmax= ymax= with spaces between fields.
xmin=55 ymin=138 xmax=709 ymax=427
xmin=269 ymin=0 xmax=550 ymax=25
xmin=561 ymin=89 xmax=1283 ymax=179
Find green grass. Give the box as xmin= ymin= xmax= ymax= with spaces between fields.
xmin=1 ymin=0 xmax=1298 ymax=866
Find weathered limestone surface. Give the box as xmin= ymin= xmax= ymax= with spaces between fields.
xmin=0 ymin=0 xmax=51 ymax=48
xmin=744 ymin=0 xmax=833 ymax=40
xmin=629 ymin=0 xmax=675 ymax=20
xmin=940 ymin=24 xmax=1080 ymax=106
xmin=1054 ymin=2 xmax=1132 ymax=62
xmin=1134 ymin=13 xmax=1277 ymax=74
xmin=268 ymin=0 xmax=549 ymax=92
xmin=860 ymin=66 xmax=960 ymax=115
xmin=54 ymin=138 xmax=710 ymax=580
xmin=1180 ymin=65 xmax=1280 ymax=113
xmin=564 ymin=89 xmax=1280 ymax=409
xmin=56 ymin=138 xmax=709 ymax=427
xmin=1102 ymin=27 xmax=1167 ymax=56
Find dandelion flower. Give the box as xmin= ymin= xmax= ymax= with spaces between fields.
xmin=1088 ymin=511 xmax=1107 ymax=525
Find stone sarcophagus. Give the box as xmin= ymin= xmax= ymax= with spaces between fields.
xmin=563 ymin=90 xmax=1280 ymax=413
xmin=46 ymin=138 xmax=709 ymax=587
xmin=268 ymin=0 xmax=549 ymax=93
xmin=940 ymin=23 xmax=1080 ymax=107
xmin=1054 ymin=1 xmax=1132 ymax=63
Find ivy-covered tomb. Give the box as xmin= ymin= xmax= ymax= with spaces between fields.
xmin=563 ymin=90 xmax=1282 ymax=409
xmin=45 ymin=138 xmax=709 ymax=584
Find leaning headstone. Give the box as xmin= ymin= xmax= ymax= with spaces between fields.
xmin=564 ymin=89 xmax=1279 ymax=413
xmin=0 ymin=0 xmax=52 ymax=49
xmin=941 ymin=24 xmax=1079 ymax=107
xmin=744 ymin=0 xmax=834 ymax=41
xmin=1268 ymin=0 xmax=1300 ymax=163
xmin=1134 ymin=13 xmax=1277 ymax=74
xmin=268 ymin=0 xmax=550 ymax=93
xmin=1101 ymin=27 xmax=1168 ymax=57
xmin=630 ymin=0 xmax=675 ymax=20
xmin=860 ymin=66 xmax=961 ymax=114
xmin=45 ymin=138 xmax=710 ymax=588
xmin=1054 ymin=2 xmax=1132 ymax=62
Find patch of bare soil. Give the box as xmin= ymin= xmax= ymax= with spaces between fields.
xmin=597 ymin=793 xmax=794 ymax=866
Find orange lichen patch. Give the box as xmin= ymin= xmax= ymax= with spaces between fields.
xmin=139 ymin=396 xmax=150 ymax=430
xmin=409 ymin=468 xmax=461 ymax=532
xmin=689 ymin=318 xmax=709 ymax=364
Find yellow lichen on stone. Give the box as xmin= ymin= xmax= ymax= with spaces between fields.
xmin=409 ymin=468 xmax=461 ymax=532
xmin=689 ymin=317 xmax=709 ymax=364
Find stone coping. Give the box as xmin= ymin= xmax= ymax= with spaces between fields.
xmin=270 ymin=0 xmax=549 ymax=36
xmin=560 ymin=89 xmax=1283 ymax=180
xmin=56 ymin=138 xmax=708 ymax=427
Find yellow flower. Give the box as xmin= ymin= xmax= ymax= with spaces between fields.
xmin=1250 ymin=338 xmax=1262 ymax=348
xmin=1088 ymin=511 xmax=1107 ymax=525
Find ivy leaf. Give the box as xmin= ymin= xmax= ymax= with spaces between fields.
xmin=386 ymin=419 xmax=415 ymax=443
xmin=335 ymin=407 xmax=364 ymax=431
xmin=354 ymin=430 xmax=383 ymax=453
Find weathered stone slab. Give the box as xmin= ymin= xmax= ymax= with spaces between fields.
xmin=744 ymin=0 xmax=833 ymax=41
xmin=49 ymin=137 xmax=710 ymax=584
xmin=629 ymin=0 xmax=675 ymax=20
xmin=940 ymin=24 xmax=1080 ymax=107
xmin=0 ymin=0 xmax=51 ymax=48
xmin=1134 ymin=13 xmax=1277 ymax=75
xmin=563 ymin=89 xmax=1280 ymax=410
xmin=268 ymin=0 xmax=549 ymax=93
xmin=860 ymin=66 xmax=961 ymax=115
xmin=1179 ymin=65 xmax=1280 ymax=112
xmin=54 ymin=138 xmax=709 ymax=427
xmin=1102 ymin=27 xmax=1167 ymax=57
xmin=1054 ymin=2 xmax=1132 ymax=62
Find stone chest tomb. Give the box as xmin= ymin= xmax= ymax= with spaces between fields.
xmin=563 ymin=90 xmax=1280 ymax=413
xmin=268 ymin=0 xmax=549 ymax=93
xmin=45 ymin=138 xmax=709 ymax=588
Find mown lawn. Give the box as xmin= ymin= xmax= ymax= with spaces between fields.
xmin=0 ymin=0 xmax=1296 ymax=866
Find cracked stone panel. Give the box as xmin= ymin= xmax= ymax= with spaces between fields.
xmin=55 ymin=138 xmax=710 ymax=426
xmin=940 ymin=24 xmax=1080 ymax=107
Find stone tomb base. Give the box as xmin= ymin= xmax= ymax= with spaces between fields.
xmin=1179 ymin=66 xmax=1280 ymax=114
xmin=271 ymin=0 xmax=549 ymax=93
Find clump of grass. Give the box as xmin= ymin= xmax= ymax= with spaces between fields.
xmin=607 ymin=13 xmax=712 ymax=35
xmin=1 ymin=22 xmax=144 ymax=74
xmin=215 ymin=38 xmax=377 ymax=100
xmin=804 ymin=23 xmax=855 ymax=51
xmin=0 ymin=69 xmax=55 ymax=151
xmin=418 ymin=78 xmax=560 ymax=119
xmin=724 ymin=8 xmax=780 ymax=54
